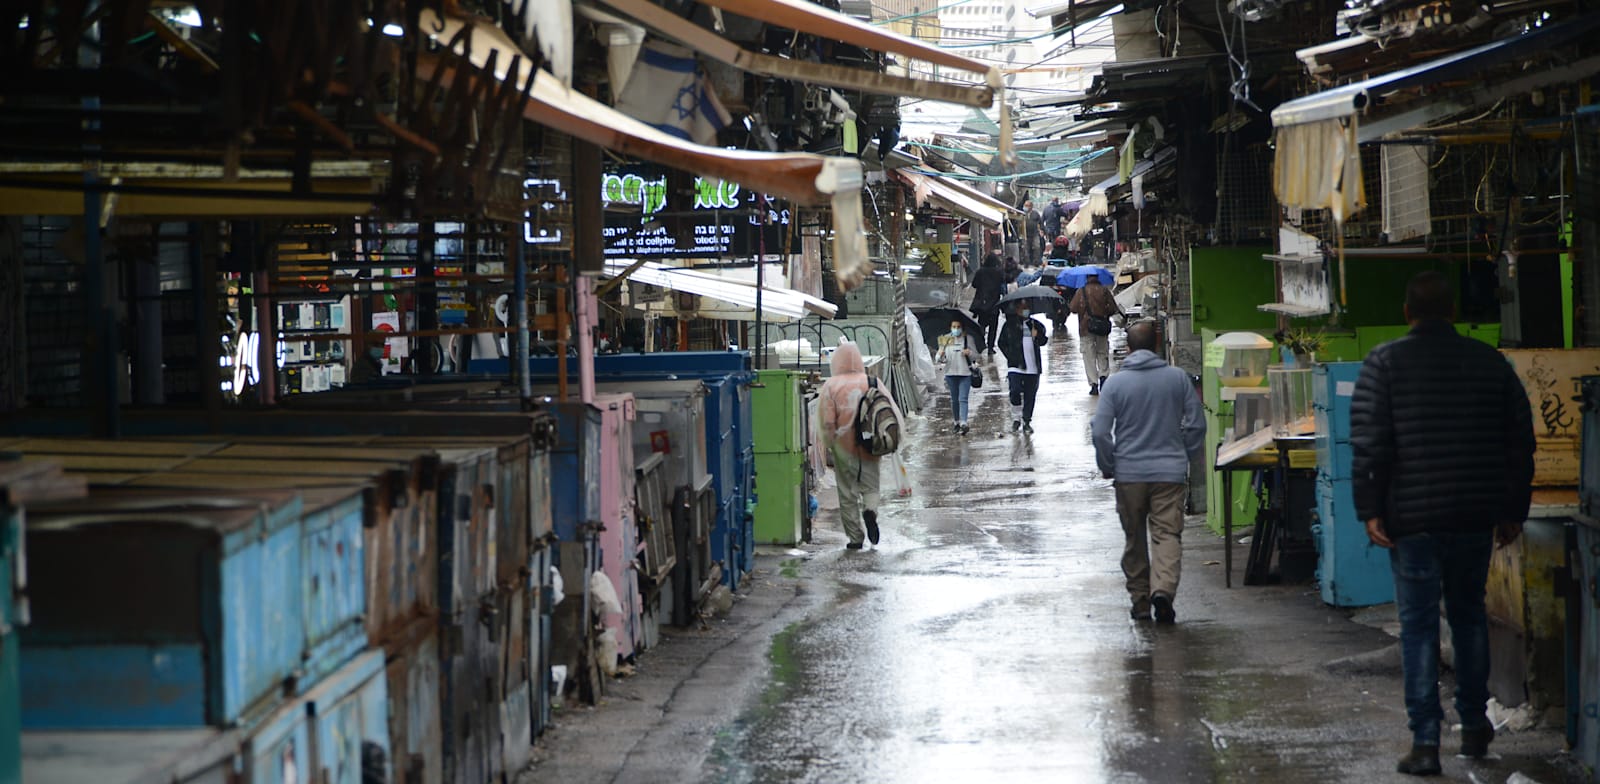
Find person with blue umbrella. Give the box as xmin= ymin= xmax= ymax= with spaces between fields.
xmin=1070 ymin=275 xmax=1124 ymax=395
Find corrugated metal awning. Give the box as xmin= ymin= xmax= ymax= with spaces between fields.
xmin=895 ymin=170 xmax=1019 ymax=227
xmin=1272 ymin=13 xmax=1600 ymax=134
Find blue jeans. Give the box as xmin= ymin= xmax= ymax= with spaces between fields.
xmin=945 ymin=374 xmax=971 ymax=423
xmin=1389 ymin=531 xmax=1494 ymax=746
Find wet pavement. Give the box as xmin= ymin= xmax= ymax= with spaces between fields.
xmin=524 ymin=316 xmax=1584 ymax=784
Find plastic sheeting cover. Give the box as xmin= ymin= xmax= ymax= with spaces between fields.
xmin=904 ymin=308 xmax=940 ymax=390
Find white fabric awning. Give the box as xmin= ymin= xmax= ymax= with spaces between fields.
xmin=895 ymin=170 xmax=1018 ymax=227
xmin=604 ymin=260 xmax=838 ymax=321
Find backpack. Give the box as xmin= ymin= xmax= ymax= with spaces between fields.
xmin=854 ymin=377 xmax=901 ymax=457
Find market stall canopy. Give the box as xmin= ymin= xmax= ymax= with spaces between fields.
xmin=693 ymin=0 xmax=1016 ymax=166
xmin=603 ymin=260 xmax=838 ymax=321
xmin=894 ymin=170 xmax=1020 ymax=227
xmin=1271 ymin=12 xmax=1600 ymax=140
xmin=416 ymin=8 xmax=869 ymax=290
xmin=594 ymin=0 xmax=994 ymax=108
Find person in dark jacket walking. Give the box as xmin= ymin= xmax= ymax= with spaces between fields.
xmin=998 ymin=301 xmax=1047 ymax=432
xmin=1350 ymin=270 xmax=1535 ymax=776
xmin=1092 ymin=321 xmax=1205 ymax=623
xmin=970 ymin=253 xmax=1006 ymax=354
xmin=1042 ymin=197 xmax=1062 ymax=240
xmin=1023 ymin=200 xmax=1044 ymax=264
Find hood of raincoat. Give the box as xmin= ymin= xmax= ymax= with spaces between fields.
xmin=818 ymin=340 xmax=899 ymax=462
xmin=830 ymin=339 xmax=866 ymax=376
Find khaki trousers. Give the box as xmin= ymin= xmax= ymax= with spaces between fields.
xmin=1080 ymin=332 xmax=1111 ymax=382
xmin=831 ymin=444 xmax=880 ymax=545
xmin=1115 ymin=482 xmax=1187 ymax=602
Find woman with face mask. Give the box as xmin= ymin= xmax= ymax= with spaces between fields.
xmin=938 ymin=319 xmax=979 ymax=434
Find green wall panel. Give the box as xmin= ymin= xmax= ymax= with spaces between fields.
xmin=1190 ymin=247 xmax=1278 ymax=333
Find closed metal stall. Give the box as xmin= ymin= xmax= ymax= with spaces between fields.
xmin=513 ymin=352 xmax=757 ymax=590
xmin=21 ymin=490 xmax=308 ymax=730
xmin=0 ymin=460 xmax=84 ymax=784
xmin=22 ymin=647 xmax=391 ymax=784
xmin=1312 ymin=362 xmax=1393 ymax=607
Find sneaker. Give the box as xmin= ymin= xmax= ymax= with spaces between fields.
xmin=1151 ymin=593 xmax=1176 ymax=623
xmin=1396 ymin=745 xmax=1441 ymax=776
xmin=864 ymin=510 xmax=880 ymax=545
xmin=958 ymin=424 xmax=969 ymax=435
xmin=845 ymin=542 xmax=864 ymax=550
xmin=1099 ymin=375 xmax=1108 ymax=387
xmin=951 ymin=424 xmax=963 ymax=434
xmin=1022 ymin=421 xmax=1034 ymax=434
xmin=1459 ymin=726 xmax=1494 ymax=758
xmin=1012 ymin=419 xmax=1022 ymax=432
xmin=1089 ymin=383 xmax=1100 ymax=396
xmin=1130 ymin=600 xmax=1151 ymax=621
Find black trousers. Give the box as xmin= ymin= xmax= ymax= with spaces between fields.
xmin=976 ymin=308 xmax=1000 ymax=351
xmin=1007 ymin=372 xmax=1040 ymax=422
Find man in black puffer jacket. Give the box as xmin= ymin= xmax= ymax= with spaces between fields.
xmin=1350 ymin=270 xmax=1535 ymax=776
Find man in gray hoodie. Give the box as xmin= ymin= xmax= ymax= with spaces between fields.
xmin=1091 ymin=322 xmax=1206 ymax=623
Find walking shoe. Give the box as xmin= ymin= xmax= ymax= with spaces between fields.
xmin=1089 ymin=383 xmax=1100 ymax=396
xmin=959 ymin=424 xmax=969 ymax=435
xmin=1151 ymin=593 xmax=1176 ymax=623
xmin=1022 ymin=421 xmax=1034 ymax=434
xmin=1459 ymin=726 xmax=1494 ymax=758
xmin=951 ymin=424 xmax=963 ymax=433
xmin=863 ymin=510 xmax=880 ymax=545
xmin=1099 ymin=375 xmax=1108 ymax=387
xmin=1130 ymin=600 xmax=1151 ymax=620
xmin=1012 ymin=419 xmax=1022 ymax=432
xmin=1396 ymin=745 xmax=1441 ymax=776
xmin=845 ymin=542 xmax=864 ymax=550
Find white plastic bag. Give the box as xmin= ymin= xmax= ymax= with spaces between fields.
xmin=589 ymin=571 xmax=623 ymax=616
xmin=884 ymin=452 xmax=912 ymax=498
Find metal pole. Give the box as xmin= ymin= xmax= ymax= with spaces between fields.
xmin=513 ymin=227 xmax=531 ymax=403
xmin=81 ymin=6 xmax=118 ymax=437
xmin=576 ymin=274 xmax=595 ymax=405
xmin=757 ymin=194 xmax=767 ymax=369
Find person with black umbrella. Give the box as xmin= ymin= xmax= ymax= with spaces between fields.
xmin=998 ymin=299 xmax=1048 ymax=433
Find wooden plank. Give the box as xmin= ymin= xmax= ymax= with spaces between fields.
xmin=17 ymin=453 xmax=194 ymax=473
xmin=14 ymin=438 xmax=227 ymax=457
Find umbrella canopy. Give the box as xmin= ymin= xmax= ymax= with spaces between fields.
xmin=998 ymin=284 xmax=1064 ymax=305
xmin=1059 ymin=265 xmax=1114 ymax=288
xmin=924 ymin=306 xmax=984 ymax=334
xmin=917 ymin=306 xmax=983 ymax=352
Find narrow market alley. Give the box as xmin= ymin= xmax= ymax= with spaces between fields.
xmin=525 ymin=316 xmax=1582 ymax=784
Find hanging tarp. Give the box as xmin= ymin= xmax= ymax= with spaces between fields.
xmin=1272 ymin=117 xmax=1366 ymax=226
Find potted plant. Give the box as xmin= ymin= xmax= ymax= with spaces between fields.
xmin=1276 ymin=328 xmax=1328 ymax=367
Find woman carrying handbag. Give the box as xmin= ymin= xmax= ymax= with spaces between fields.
xmin=937 ymin=318 xmax=981 ymax=435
